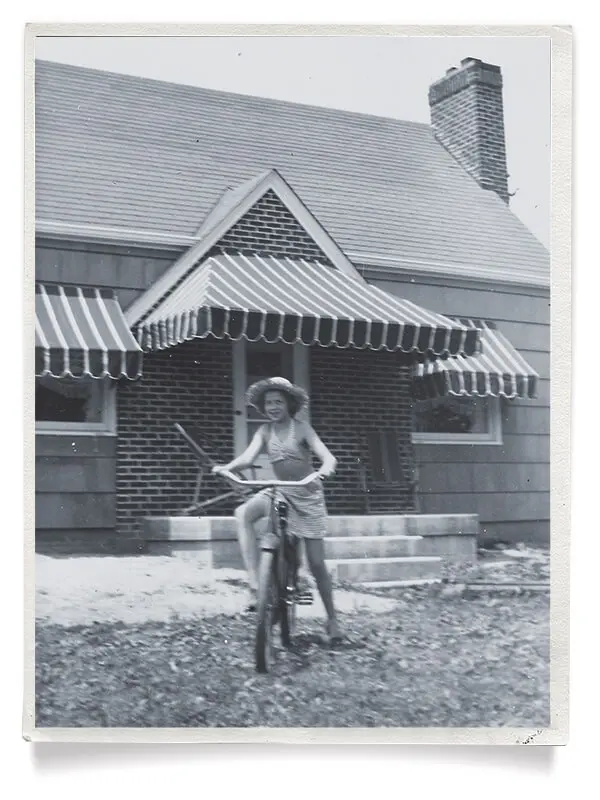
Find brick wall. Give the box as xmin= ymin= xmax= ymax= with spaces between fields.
xmin=116 ymin=338 xmax=236 ymax=540
xmin=429 ymin=58 xmax=509 ymax=203
xmin=210 ymin=190 xmax=334 ymax=265
xmin=116 ymin=340 xmax=415 ymax=538
xmin=310 ymin=347 xmax=416 ymax=514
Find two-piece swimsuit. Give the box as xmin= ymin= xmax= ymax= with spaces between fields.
xmin=259 ymin=419 xmax=327 ymax=540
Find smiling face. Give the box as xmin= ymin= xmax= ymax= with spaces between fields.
xmin=262 ymin=390 xmax=291 ymax=422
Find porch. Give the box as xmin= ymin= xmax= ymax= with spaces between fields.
xmin=142 ymin=512 xmax=479 ymax=586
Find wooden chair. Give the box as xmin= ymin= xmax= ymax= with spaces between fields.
xmin=173 ymin=423 xmax=259 ymax=516
xmin=358 ymin=429 xmax=420 ymax=514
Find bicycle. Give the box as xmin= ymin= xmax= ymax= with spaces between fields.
xmin=217 ymin=469 xmax=323 ymax=673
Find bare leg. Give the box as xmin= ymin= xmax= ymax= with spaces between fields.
xmin=305 ymin=538 xmax=342 ymax=640
xmin=234 ymin=493 xmax=270 ymax=592
xmin=294 ymin=539 xmax=313 ymax=599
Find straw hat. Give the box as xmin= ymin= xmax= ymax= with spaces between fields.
xmin=245 ymin=376 xmax=309 ymax=416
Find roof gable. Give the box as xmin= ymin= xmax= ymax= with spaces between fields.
xmin=125 ymin=170 xmax=364 ymax=325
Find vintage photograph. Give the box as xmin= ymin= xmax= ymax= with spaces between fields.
xmin=28 ymin=29 xmax=560 ymax=738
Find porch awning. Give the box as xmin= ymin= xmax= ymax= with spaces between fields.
xmin=413 ymin=319 xmax=538 ymax=399
xmin=35 ymin=283 xmax=143 ymax=379
xmin=136 ymin=253 xmax=479 ymax=358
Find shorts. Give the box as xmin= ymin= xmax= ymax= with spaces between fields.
xmin=256 ymin=483 xmax=328 ymax=549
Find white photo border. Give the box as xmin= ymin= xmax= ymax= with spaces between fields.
xmin=22 ymin=22 xmax=571 ymax=745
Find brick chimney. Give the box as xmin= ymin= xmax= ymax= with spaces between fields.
xmin=429 ymin=57 xmax=509 ymax=204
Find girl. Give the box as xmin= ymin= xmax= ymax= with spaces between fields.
xmin=212 ymin=377 xmax=342 ymax=643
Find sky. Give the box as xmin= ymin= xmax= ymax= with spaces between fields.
xmin=34 ymin=34 xmax=551 ymax=249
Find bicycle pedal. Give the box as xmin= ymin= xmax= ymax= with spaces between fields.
xmin=295 ymin=593 xmax=314 ymax=606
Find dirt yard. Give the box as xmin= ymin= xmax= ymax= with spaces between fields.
xmin=35 ymin=554 xmax=397 ymax=626
xmin=34 ymin=550 xmax=550 ymax=729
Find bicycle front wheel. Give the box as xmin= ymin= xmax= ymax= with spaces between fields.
xmin=280 ymin=543 xmax=298 ymax=648
xmin=255 ymin=550 xmax=278 ymax=673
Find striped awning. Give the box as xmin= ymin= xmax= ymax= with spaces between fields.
xmin=36 ymin=283 xmax=143 ymax=379
xmin=413 ymin=319 xmax=538 ymax=399
xmin=136 ymin=253 xmax=479 ymax=358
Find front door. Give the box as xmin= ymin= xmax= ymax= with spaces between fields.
xmin=232 ymin=340 xmax=310 ymax=478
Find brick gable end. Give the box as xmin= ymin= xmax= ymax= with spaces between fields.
xmin=209 ymin=190 xmax=334 ymax=265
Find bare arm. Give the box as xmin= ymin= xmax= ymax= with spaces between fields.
xmin=212 ymin=427 xmax=265 ymax=474
xmin=299 ymin=421 xmax=337 ymax=477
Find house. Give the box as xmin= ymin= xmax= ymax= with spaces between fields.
xmin=34 ymin=57 xmax=548 ymax=561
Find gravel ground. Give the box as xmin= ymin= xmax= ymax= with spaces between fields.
xmin=34 ymin=550 xmax=550 ymax=729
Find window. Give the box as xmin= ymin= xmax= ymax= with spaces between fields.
xmin=35 ymin=375 xmax=115 ymax=434
xmin=412 ymin=395 xmax=502 ymax=445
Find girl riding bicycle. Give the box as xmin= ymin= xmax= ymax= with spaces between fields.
xmin=212 ymin=377 xmax=342 ymax=643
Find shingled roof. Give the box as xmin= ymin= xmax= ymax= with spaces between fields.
xmin=35 ymin=59 xmax=549 ymax=287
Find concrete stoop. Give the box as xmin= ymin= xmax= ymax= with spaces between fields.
xmin=142 ymin=513 xmax=478 ymax=586
xmin=325 ymin=535 xmax=421 ymax=559
xmin=328 ymin=555 xmax=442 ymax=583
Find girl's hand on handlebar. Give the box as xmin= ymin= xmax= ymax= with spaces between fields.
xmin=212 ymin=465 xmax=227 ymax=475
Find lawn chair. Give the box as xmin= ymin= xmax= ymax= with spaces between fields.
xmin=358 ymin=429 xmax=420 ymax=514
xmin=174 ymin=423 xmax=259 ymax=516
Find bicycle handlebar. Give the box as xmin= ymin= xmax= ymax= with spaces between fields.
xmin=215 ymin=469 xmax=323 ymax=488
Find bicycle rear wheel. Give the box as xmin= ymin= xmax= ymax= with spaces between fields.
xmin=255 ymin=550 xmax=278 ymax=673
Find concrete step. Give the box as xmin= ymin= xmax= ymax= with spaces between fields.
xmin=327 ymin=555 xmax=442 ymax=584
xmin=324 ymin=535 xmax=422 ymax=560
xmin=326 ymin=516 xmax=411 ymax=537
xmin=143 ymin=514 xmax=478 ymax=568
xmin=360 ymin=578 xmax=441 ymax=588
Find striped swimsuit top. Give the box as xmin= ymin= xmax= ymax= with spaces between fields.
xmin=265 ymin=419 xmax=310 ymax=466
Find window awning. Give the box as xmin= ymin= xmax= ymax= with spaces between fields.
xmin=35 ymin=283 xmax=143 ymax=379
xmin=135 ymin=253 xmax=479 ymax=359
xmin=413 ymin=319 xmax=538 ymax=399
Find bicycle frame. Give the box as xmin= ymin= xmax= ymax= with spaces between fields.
xmin=220 ymin=468 xmax=322 ymax=589
xmin=218 ymin=469 xmax=322 ymax=672
xmin=219 ymin=468 xmax=322 ymax=585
